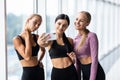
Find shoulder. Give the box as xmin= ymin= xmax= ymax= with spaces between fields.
xmin=88 ymin=32 xmax=98 ymax=43
xmin=13 ymin=34 xmax=25 ymax=45
xmin=13 ymin=35 xmax=20 ymax=42
xmin=67 ymin=37 xmax=73 ymax=45
xmin=13 ymin=35 xmax=22 ymax=47
xmin=88 ymin=32 xmax=97 ymax=38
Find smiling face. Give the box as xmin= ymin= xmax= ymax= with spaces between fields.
xmin=74 ymin=12 xmax=90 ymax=31
xmin=26 ymin=15 xmax=42 ymax=32
xmin=55 ymin=19 xmax=69 ymax=34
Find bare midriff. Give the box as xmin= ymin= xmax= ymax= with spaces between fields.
xmin=79 ymin=56 xmax=92 ymax=64
xmin=20 ymin=56 xmax=38 ymax=67
xmin=51 ymin=57 xmax=72 ymax=69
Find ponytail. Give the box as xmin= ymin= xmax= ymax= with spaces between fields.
xmin=77 ymin=29 xmax=89 ymax=51
xmin=62 ymin=33 xmax=73 ymax=53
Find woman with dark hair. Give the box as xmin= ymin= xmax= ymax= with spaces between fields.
xmin=38 ymin=14 xmax=78 ymax=80
xmin=73 ymin=11 xmax=105 ymax=80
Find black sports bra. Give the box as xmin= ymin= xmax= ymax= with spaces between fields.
xmin=49 ymin=40 xmax=68 ymax=59
xmin=15 ymin=34 xmax=39 ymax=60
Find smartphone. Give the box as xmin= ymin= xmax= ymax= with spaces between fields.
xmin=46 ymin=33 xmax=56 ymax=41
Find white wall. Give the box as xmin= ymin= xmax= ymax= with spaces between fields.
xmin=0 ymin=0 xmax=7 ymax=80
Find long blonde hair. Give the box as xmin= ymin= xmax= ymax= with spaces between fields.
xmin=77 ymin=11 xmax=91 ymax=51
xmin=77 ymin=29 xmax=89 ymax=51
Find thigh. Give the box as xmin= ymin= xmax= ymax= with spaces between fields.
xmin=96 ymin=63 xmax=105 ymax=80
xmin=81 ymin=63 xmax=91 ymax=80
xmin=22 ymin=65 xmax=44 ymax=80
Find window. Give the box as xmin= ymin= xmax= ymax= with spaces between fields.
xmin=6 ymin=0 xmax=34 ymax=80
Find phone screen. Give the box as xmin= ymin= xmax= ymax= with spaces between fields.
xmin=47 ymin=33 xmax=56 ymax=41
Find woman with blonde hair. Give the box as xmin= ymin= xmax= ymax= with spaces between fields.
xmin=73 ymin=11 xmax=105 ymax=80
xmin=13 ymin=14 xmax=45 ymax=80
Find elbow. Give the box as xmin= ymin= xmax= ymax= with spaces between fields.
xmin=24 ymin=56 xmax=31 ymax=61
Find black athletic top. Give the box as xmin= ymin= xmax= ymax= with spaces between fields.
xmin=49 ymin=40 xmax=68 ymax=59
xmin=15 ymin=34 xmax=39 ymax=60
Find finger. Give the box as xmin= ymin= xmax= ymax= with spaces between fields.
xmin=67 ymin=53 xmax=72 ymax=57
xmin=40 ymin=33 xmax=50 ymax=41
xmin=39 ymin=33 xmax=46 ymax=38
xmin=45 ymin=34 xmax=51 ymax=41
xmin=71 ymin=51 xmax=75 ymax=54
xmin=40 ymin=33 xmax=50 ymax=42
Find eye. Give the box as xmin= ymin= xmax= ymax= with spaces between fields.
xmin=80 ymin=20 xmax=84 ymax=22
xmin=57 ymin=22 xmax=61 ymax=25
xmin=38 ymin=23 xmax=40 ymax=26
xmin=33 ymin=21 xmax=38 ymax=25
xmin=63 ymin=24 xmax=68 ymax=28
xmin=76 ymin=18 xmax=78 ymax=21
xmin=80 ymin=19 xmax=86 ymax=22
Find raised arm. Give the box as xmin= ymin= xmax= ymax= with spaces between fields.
xmin=13 ymin=30 xmax=32 ymax=61
xmin=38 ymin=47 xmax=45 ymax=62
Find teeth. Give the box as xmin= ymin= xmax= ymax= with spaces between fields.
xmin=76 ymin=25 xmax=80 ymax=27
xmin=76 ymin=24 xmax=80 ymax=27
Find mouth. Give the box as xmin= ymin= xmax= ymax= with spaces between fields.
xmin=31 ymin=29 xmax=35 ymax=32
xmin=75 ymin=23 xmax=80 ymax=27
xmin=76 ymin=25 xmax=80 ymax=27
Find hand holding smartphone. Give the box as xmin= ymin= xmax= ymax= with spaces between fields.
xmin=46 ymin=33 xmax=56 ymax=41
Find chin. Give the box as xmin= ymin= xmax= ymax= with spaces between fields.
xmin=31 ymin=29 xmax=35 ymax=32
xmin=75 ymin=27 xmax=79 ymax=30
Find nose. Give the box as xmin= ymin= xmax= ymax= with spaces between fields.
xmin=59 ymin=25 xmax=63 ymax=29
xmin=76 ymin=20 xmax=79 ymax=24
xmin=75 ymin=20 xmax=80 ymax=25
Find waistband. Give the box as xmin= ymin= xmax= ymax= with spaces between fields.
xmin=53 ymin=63 xmax=75 ymax=70
xmin=23 ymin=64 xmax=40 ymax=70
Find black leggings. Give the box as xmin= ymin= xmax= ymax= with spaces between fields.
xmin=22 ymin=64 xmax=44 ymax=80
xmin=51 ymin=64 xmax=78 ymax=80
xmin=81 ymin=62 xmax=105 ymax=80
